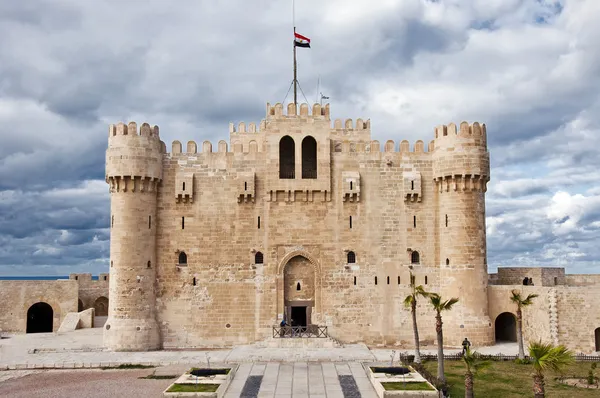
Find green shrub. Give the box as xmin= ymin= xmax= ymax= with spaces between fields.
xmin=514 ymin=358 xmax=531 ymax=365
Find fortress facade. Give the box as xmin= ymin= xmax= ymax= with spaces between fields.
xmin=104 ymin=102 xmax=600 ymax=353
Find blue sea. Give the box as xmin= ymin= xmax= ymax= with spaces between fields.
xmin=0 ymin=276 xmax=100 ymax=280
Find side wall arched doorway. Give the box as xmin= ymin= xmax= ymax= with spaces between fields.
xmin=26 ymin=302 xmax=54 ymax=333
xmin=78 ymin=299 xmax=84 ymax=312
xmin=94 ymin=296 xmax=109 ymax=316
xmin=495 ymin=312 xmax=517 ymax=342
xmin=283 ymin=256 xmax=315 ymax=327
xmin=595 ymin=327 xmax=600 ymax=352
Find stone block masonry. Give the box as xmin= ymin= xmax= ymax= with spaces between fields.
xmin=103 ymin=100 xmax=600 ymax=352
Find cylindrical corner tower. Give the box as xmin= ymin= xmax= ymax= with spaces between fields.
xmin=432 ymin=121 xmax=493 ymax=346
xmin=104 ymin=121 xmax=163 ymax=351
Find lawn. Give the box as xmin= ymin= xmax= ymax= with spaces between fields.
xmin=423 ymin=360 xmax=599 ymax=398
xmin=381 ymin=381 xmax=435 ymax=391
xmin=166 ymin=383 xmax=220 ymax=392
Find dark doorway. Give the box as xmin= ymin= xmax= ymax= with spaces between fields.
xmin=26 ymin=302 xmax=53 ymax=333
xmin=595 ymin=327 xmax=600 ymax=352
xmin=291 ymin=306 xmax=307 ymax=327
xmin=495 ymin=312 xmax=517 ymax=342
xmin=94 ymin=296 xmax=109 ymax=316
xmin=78 ymin=299 xmax=84 ymax=312
xmin=279 ymin=136 xmax=295 ymax=179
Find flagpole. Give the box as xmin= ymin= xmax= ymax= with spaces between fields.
xmin=293 ymin=27 xmax=297 ymax=106
xmin=293 ymin=0 xmax=297 ymax=106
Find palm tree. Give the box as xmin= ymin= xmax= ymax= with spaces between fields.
xmin=510 ymin=289 xmax=539 ymax=359
xmin=403 ymin=272 xmax=429 ymax=364
xmin=529 ymin=341 xmax=574 ymax=398
xmin=462 ymin=346 xmax=490 ymax=398
xmin=428 ymin=293 xmax=459 ymax=384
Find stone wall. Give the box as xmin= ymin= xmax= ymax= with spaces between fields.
xmin=142 ymin=103 xmax=490 ymax=349
xmin=556 ymin=286 xmax=600 ymax=352
xmin=69 ymin=273 xmax=109 ymax=314
xmin=488 ymin=284 xmax=600 ymax=352
xmin=0 ymin=280 xmax=78 ymax=333
xmin=491 ymin=267 xmax=566 ymax=287
xmin=564 ymin=274 xmax=600 ymax=286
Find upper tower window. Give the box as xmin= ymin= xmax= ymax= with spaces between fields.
xmin=279 ymin=136 xmax=295 ymax=179
xmin=411 ymin=251 xmax=420 ymax=264
xmin=178 ymin=252 xmax=187 ymax=265
xmin=347 ymin=251 xmax=356 ymax=264
xmin=301 ymin=136 xmax=317 ymax=179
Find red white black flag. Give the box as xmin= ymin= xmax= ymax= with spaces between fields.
xmin=294 ymin=32 xmax=311 ymax=48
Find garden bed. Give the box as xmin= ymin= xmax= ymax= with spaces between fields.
xmin=163 ymin=365 xmax=237 ymax=397
xmin=364 ymin=363 xmax=438 ymax=397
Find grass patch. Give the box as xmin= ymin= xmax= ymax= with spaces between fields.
xmin=423 ymin=360 xmax=599 ymax=398
xmin=139 ymin=375 xmax=178 ymax=380
xmin=382 ymin=381 xmax=434 ymax=391
xmin=166 ymin=383 xmax=220 ymax=393
xmin=101 ymin=363 xmax=155 ymax=370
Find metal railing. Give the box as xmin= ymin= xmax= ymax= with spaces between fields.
xmin=272 ymin=325 xmax=328 ymax=338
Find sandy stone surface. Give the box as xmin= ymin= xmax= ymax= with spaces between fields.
xmin=0 ymin=369 xmax=173 ymax=398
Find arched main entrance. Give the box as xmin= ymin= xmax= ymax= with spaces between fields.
xmin=94 ymin=296 xmax=109 ymax=316
xmin=283 ymin=256 xmax=315 ymax=327
xmin=26 ymin=302 xmax=53 ymax=333
xmin=595 ymin=327 xmax=600 ymax=352
xmin=495 ymin=312 xmax=517 ymax=342
xmin=78 ymin=299 xmax=84 ymax=312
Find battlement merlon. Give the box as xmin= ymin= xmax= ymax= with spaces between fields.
xmin=432 ymin=121 xmax=490 ymax=185
xmin=105 ymin=121 xmax=164 ymax=188
xmin=266 ymin=102 xmax=330 ymax=120
xmin=433 ymin=121 xmax=487 ymax=150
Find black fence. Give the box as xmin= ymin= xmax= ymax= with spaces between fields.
xmin=272 ymin=325 xmax=328 ymax=338
xmin=398 ymin=352 xmax=600 ymax=362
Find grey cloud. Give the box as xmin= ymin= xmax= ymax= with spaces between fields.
xmin=1 ymin=0 xmax=600 ymax=274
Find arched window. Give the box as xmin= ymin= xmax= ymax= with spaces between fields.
xmin=279 ymin=136 xmax=295 ymax=179
xmin=411 ymin=251 xmax=420 ymax=264
xmin=296 ymin=282 xmax=301 ymax=291
xmin=178 ymin=252 xmax=187 ymax=265
xmin=255 ymin=252 xmax=264 ymax=264
xmin=301 ymin=136 xmax=317 ymax=179
xmin=347 ymin=251 xmax=356 ymax=264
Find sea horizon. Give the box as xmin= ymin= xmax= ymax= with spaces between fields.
xmin=0 ymin=276 xmax=100 ymax=280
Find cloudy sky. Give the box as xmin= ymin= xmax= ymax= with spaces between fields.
xmin=1 ymin=0 xmax=599 ymax=276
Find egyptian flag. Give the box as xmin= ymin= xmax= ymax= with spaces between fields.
xmin=294 ymin=32 xmax=311 ymax=48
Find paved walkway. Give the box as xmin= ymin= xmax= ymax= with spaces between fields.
xmin=0 ymin=328 xmax=524 ymax=369
xmin=225 ymin=362 xmax=377 ymax=398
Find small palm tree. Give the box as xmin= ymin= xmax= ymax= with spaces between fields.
xmin=428 ymin=293 xmax=459 ymax=384
xmin=510 ymin=289 xmax=538 ymax=359
xmin=529 ymin=341 xmax=574 ymax=398
xmin=462 ymin=346 xmax=490 ymax=398
xmin=403 ymin=272 xmax=429 ymax=364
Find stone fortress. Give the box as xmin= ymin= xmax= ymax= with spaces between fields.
xmin=103 ymin=101 xmax=600 ymax=353
xmin=0 ymin=274 xmax=109 ymax=334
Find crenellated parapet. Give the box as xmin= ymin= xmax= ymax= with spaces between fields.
xmin=266 ymin=102 xmax=330 ymax=120
xmin=432 ymin=121 xmax=490 ymax=190
xmin=106 ymin=122 xmax=164 ymax=192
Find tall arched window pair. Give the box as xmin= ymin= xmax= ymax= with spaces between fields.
xmin=279 ymin=136 xmax=317 ymax=179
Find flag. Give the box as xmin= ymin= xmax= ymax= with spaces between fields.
xmin=294 ymin=32 xmax=311 ymax=48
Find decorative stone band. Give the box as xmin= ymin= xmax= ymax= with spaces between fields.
xmin=106 ymin=176 xmax=160 ymax=193
xmin=434 ymin=175 xmax=489 ymax=193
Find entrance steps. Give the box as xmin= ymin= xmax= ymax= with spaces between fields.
xmin=256 ymin=336 xmax=344 ymax=349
